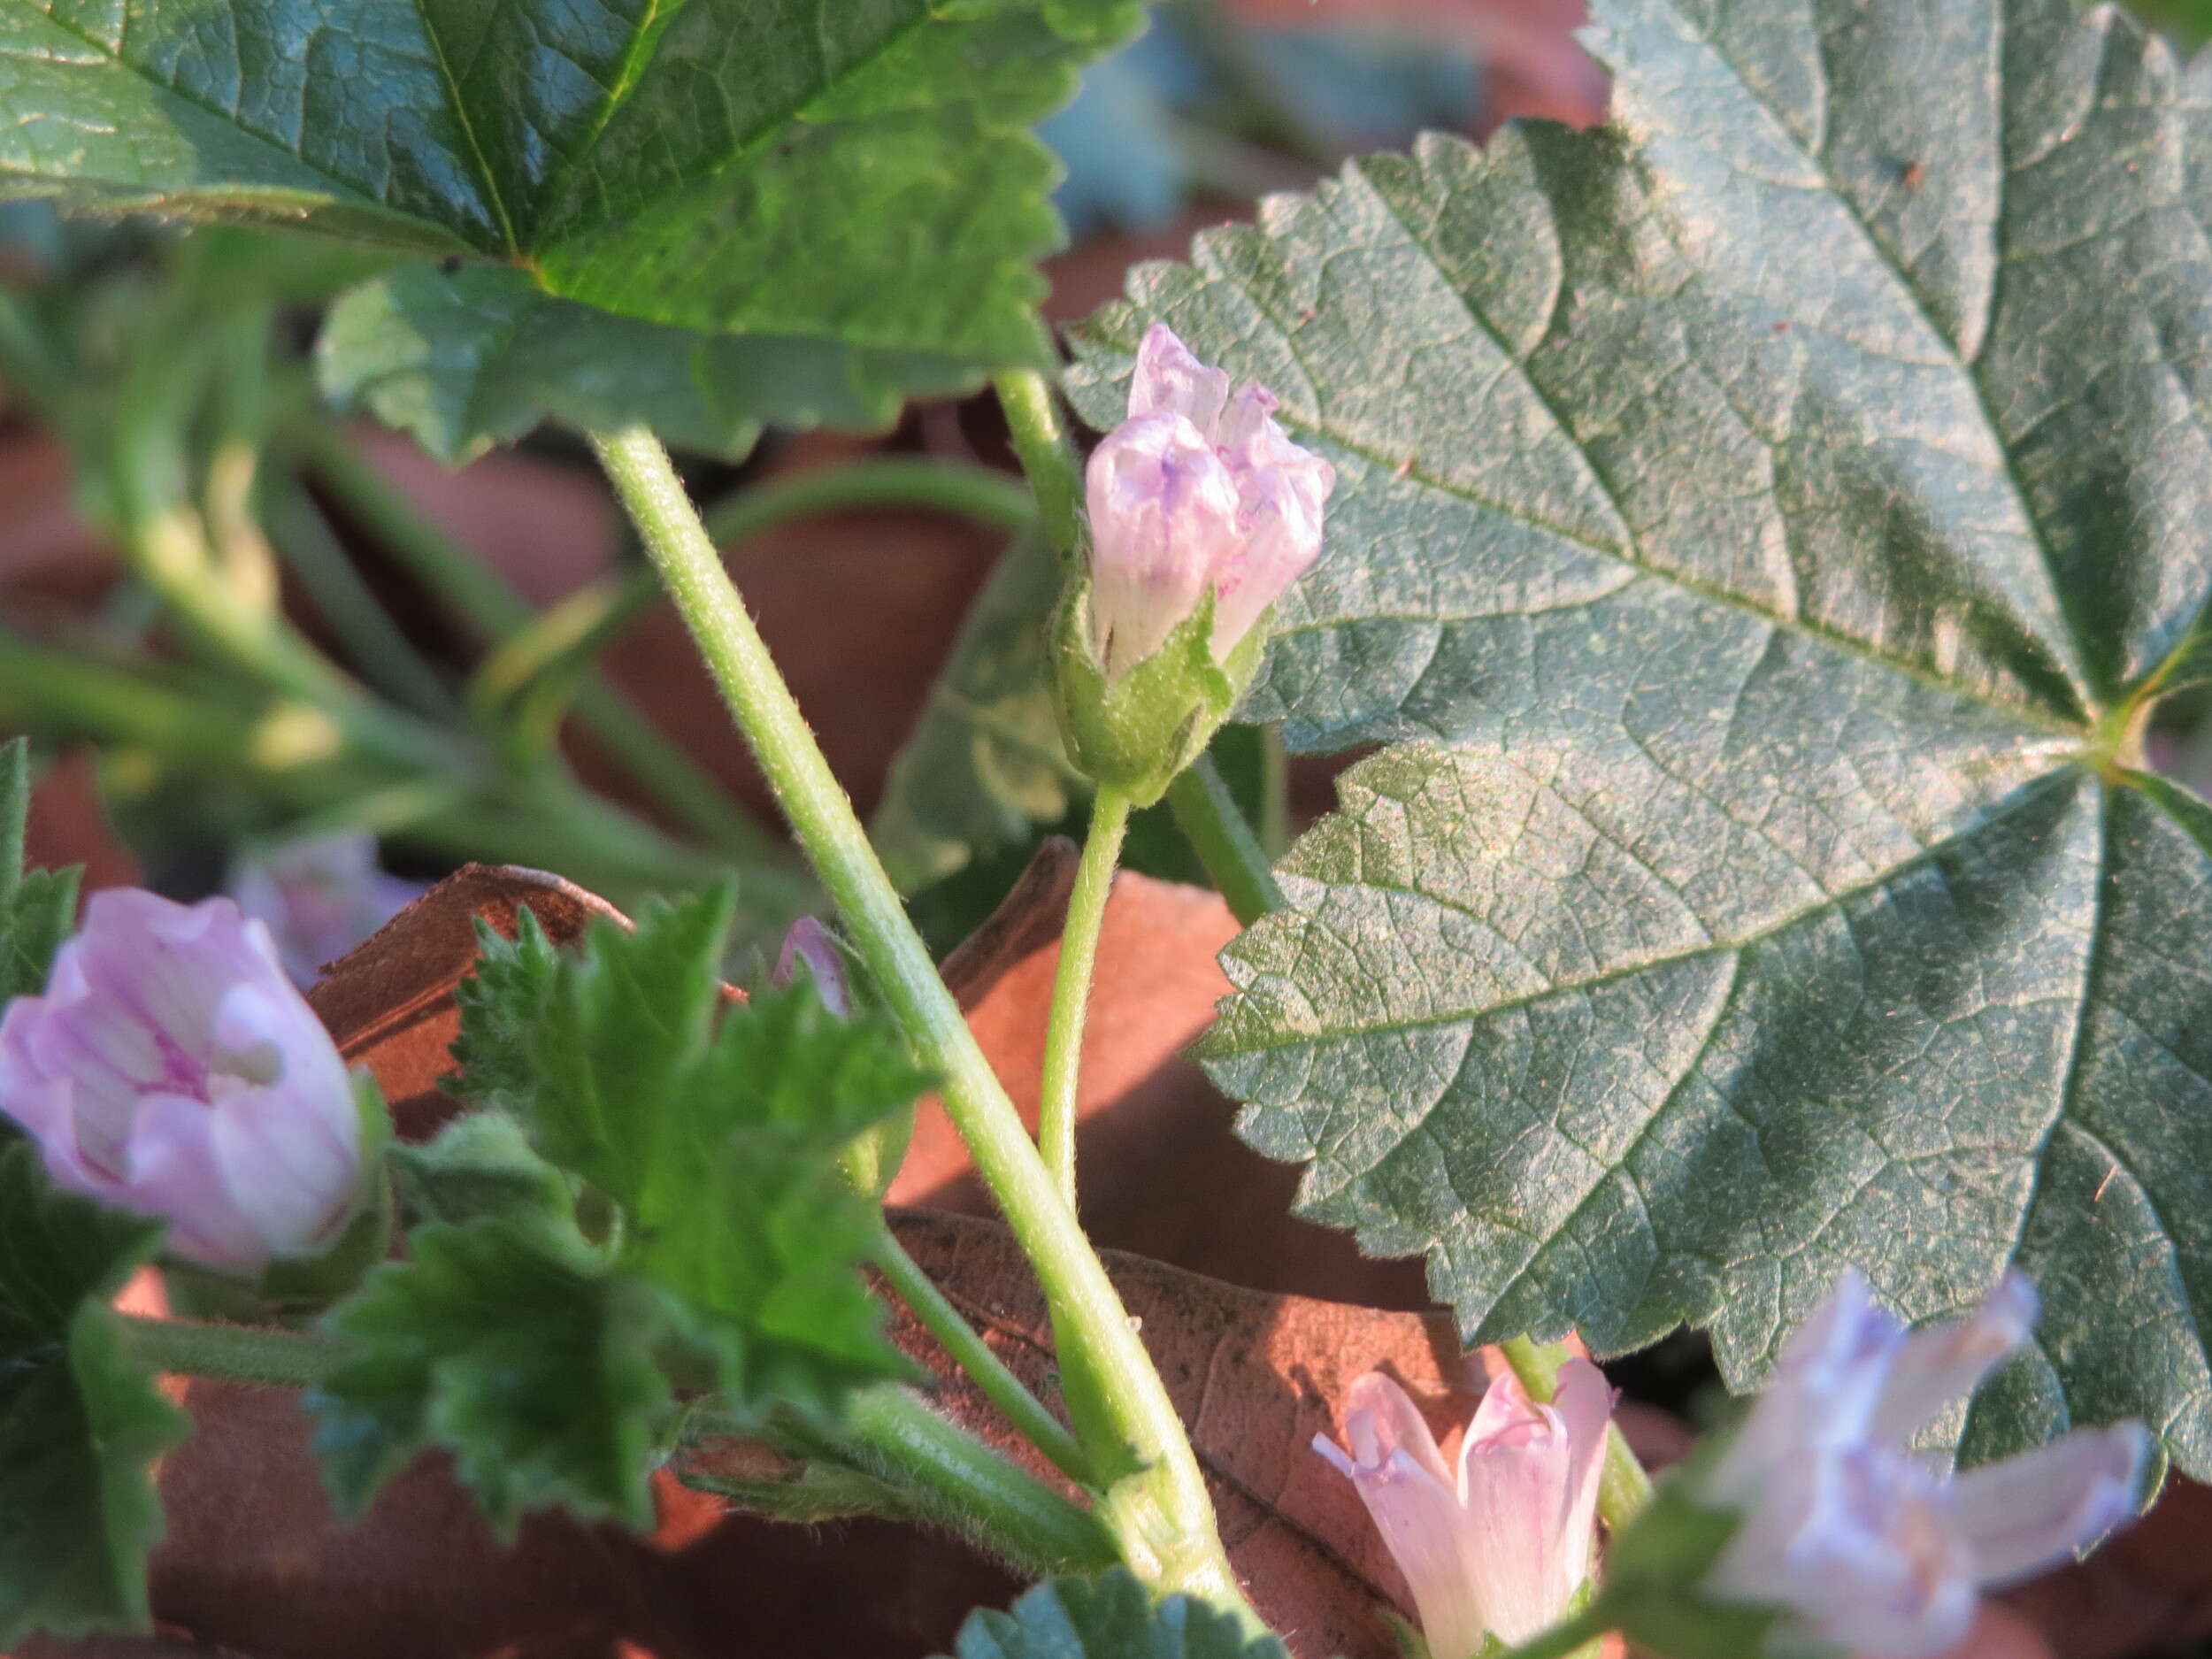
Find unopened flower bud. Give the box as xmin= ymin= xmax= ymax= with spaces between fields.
xmin=770 ymin=917 xmax=851 ymax=1018
xmin=1317 ymin=1362 xmax=1612 ymax=1658
xmin=0 ymin=890 xmax=366 ymax=1277
xmin=1056 ymin=323 xmax=1337 ymax=804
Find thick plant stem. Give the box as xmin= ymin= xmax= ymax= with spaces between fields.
xmin=1039 ymin=791 xmax=1131 ymax=1206
xmin=993 ymin=371 xmax=1084 ymax=557
xmin=839 ymin=1386 xmax=1118 ymax=1575
xmin=1166 ymin=757 xmax=1283 ymax=926
xmin=1498 ymin=1334 xmax=1655 ymax=1529
xmin=121 ymin=1313 xmax=346 ymax=1388
xmin=590 ymin=426 xmax=1252 ymax=1620
xmin=872 ymin=1224 xmax=1091 ymax=1486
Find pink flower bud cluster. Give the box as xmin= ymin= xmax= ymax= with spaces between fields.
xmin=0 ymin=889 xmax=363 ymax=1276
xmin=1086 ymin=323 xmax=1336 ymax=679
xmin=1317 ymin=1360 xmax=1613 ymax=1659
xmin=1701 ymin=1271 xmax=2147 ymax=1658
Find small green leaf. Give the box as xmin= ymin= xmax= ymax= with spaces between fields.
xmin=447 ymin=898 xmax=929 ymax=1423
xmin=0 ymin=739 xmax=78 ymax=1007
xmin=1 ymin=0 xmax=1143 ymax=449
xmin=0 ymin=1141 xmax=189 ymax=1644
xmin=310 ymin=1213 xmax=671 ymax=1534
xmin=872 ymin=528 xmax=1080 ymax=895
xmin=1069 ymin=0 xmax=2212 ymax=1476
xmin=390 ymin=1110 xmax=580 ymax=1237
xmin=948 ymin=1571 xmax=1292 ymax=1659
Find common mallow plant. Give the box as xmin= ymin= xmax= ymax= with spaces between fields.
xmin=0 ymin=890 xmax=367 ymax=1277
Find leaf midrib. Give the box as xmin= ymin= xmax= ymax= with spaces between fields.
xmin=1233 ymin=172 xmax=2093 ymax=748
xmin=1643 ymin=0 xmax=2103 ymax=708
xmin=1214 ymin=764 xmax=2087 ymax=1059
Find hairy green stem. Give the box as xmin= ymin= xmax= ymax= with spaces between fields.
xmin=1166 ymin=758 xmax=1283 ymax=926
xmin=120 ymin=1313 xmax=346 ymax=1389
xmin=872 ymin=1224 xmax=1091 ymax=1486
xmin=1498 ymin=1334 xmax=1655 ymax=1530
xmin=1039 ymin=791 xmax=1131 ymax=1206
xmin=589 ymin=426 xmax=1250 ymax=1618
xmin=992 ymin=372 xmax=1084 ymax=557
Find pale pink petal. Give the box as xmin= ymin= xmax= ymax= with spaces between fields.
xmin=1551 ymin=1360 xmax=1612 ymax=1602
xmin=1709 ymin=1271 xmax=1904 ymax=1502
xmin=1952 ymin=1425 xmax=2148 ymax=1586
xmin=1210 ymin=399 xmax=1334 ymax=656
xmin=1456 ymin=1393 xmax=1578 ymax=1642
xmin=772 ymin=918 xmax=851 ymax=1018
xmin=1084 ymin=411 xmax=1241 ymax=678
xmin=126 ymin=1091 xmax=272 ymax=1274
xmin=1870 ymin=1275 xmax=2038 ymax=1447
xmin=1129 ymin=322 xmax=1230 ymax=435
xmin=1714 ymin=1448 xmax=1978 ymax=1659
xmin=1345 ymin=1371 xmax=1457 ymax=1489
xmin=1314 ymin=1428 xmax=1487 ymax=1659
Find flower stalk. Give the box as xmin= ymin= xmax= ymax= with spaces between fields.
xmin=589 ymin=425 xmax=1252 ymax=1621
xmin=1038 ymin=789 xmax=1132 ymax=1208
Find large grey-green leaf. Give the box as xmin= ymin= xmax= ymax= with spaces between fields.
xmin=1067 ymin=0 xmax=2212 ymax=1471
xmin=2 ymin=0 xmax=1140 ymax=454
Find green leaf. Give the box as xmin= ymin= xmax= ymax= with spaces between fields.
xmin=310 ymin=1212 xmax=672 ymax=1534
xmin=0 ymin=0 xmax=1142 ymax=456
xmin=1597 ymin=1446 xmax=1786 ymax=1659
xmin=447 ymin=898 xmax=929 ymax=1421
xmin=318 ymin=265 xmax=1023 ymax=466
xmin=390 ymin=1110 xmax=580 ymax=1237
xmin=0 ymin=738 xmax=78 ymax=1007
xmin=948 ymin=1570 xmax=1292 ymax=1659
xmin=1069 ymin=0 xmax=2212 ymax=1473
xmin=872 ymin=528 xmax=1080 ymax=895
xmin=0 ymin=1141 xmax=189 ymax=1644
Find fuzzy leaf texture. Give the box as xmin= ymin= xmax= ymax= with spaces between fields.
xmin=948 ymin=1570 xmax=1293 ymax=1659
xmin=446 ymin=895 xmax=928 ymax=1421
xmin=1067 ymin=0 xmax=2212 ymax=1474
xmin=0 ymin=1141 xmax=190 ymax=1643
xmin=309 ymin=1189 xmax=674 ymax=1535
xmin=0 ymin=0 xmax=1141 ymax=460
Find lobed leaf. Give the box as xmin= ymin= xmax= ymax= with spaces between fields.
xmin=0 ymin=1141 xmax=188 ymax=1643
xmin=0 ymin=0 xmax=1142 ymax=457
xmin=1068 ymin=0 xmax=2212 ymax=1472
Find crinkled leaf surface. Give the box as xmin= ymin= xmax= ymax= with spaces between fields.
xmin=1068 ymin=0 xmax=2212 ymax=1472
xmin=0 ymin=1141 xmax=189 ymax=1643
xmin=0 ymin=0 xmax=1141 ymax=458
xmin=948 ymin=1570 xmax=1292 ymax=1659
xmin=446 ymin=894 xmax=928 ymax=1421
xmin=309 ymin=1206 xmax=673 ymax=1535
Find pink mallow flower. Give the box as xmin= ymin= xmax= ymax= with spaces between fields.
xmin=1702 ymin=1271 xmax=2148 ymax=1658
xmin=229 ymin=830 xmax=423 ymax=988
xmin=1086 ymin=323 xmax=1335 ymax=679
xmin=1317 ymin=1361 xmax=1613 ymax=1658
xmin=0 ymin=889 xmax=363 ymax=1276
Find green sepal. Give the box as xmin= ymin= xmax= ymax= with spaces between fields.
xmin=1594 ymin=1442 xmax=1795 ymax=1659
xmin=1049 ymin=580 xmax=1264 ymax=808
